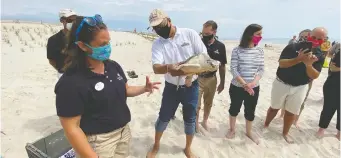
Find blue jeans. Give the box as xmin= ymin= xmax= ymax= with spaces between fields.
xmin=155 ymin=80 xmax=199 ymax=135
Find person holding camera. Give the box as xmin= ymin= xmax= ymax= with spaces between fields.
xmin=264 ymin=27 xmax=327 ymax=143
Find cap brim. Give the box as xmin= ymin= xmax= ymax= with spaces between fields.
xmin=149 ymin=18 xmax=164 ymax=27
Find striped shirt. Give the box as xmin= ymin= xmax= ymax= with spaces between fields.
xmin=230 ymin=46 xmax=265 ymax=87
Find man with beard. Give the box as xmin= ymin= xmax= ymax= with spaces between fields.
xmin=147 ymin=9 xmax=207 ymax=158
xmin=264 ymin=27 xmax=327 ymax=143
xmin=196 ymin=20 xmax=227 ymax=132
xmin=47 ymin=9 xmax=77 ymax=79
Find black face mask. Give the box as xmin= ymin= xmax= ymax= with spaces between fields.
xmin=202 ymin=34 xmax=214 ymax=44
xmin=154 ymin=24 xmax=171 ymax=39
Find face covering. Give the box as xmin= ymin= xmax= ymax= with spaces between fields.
xmin=85 ymin=43 xmax=112 ymax=61
xmin=202 ymin=34 xmax=214 ymax=44
xmin=252 ymin=36 xmax=262 ymax=46
xmin=298 ymin=37 xmax=307 ymax=42
xmin=307 ymin=35 xmax=324 ymax=48
xmin=154 ymin=24 xmax=171 ymax=39
xmin=66 ymin=23 xmax=73 ymax=31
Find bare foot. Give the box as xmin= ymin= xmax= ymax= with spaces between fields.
xmin=184 ymin=148 xmax=197 ymax=158
xmin=316 ymin=128 xmax=325 ymax=138
xmin=146 ymin=144 xmax=159 ymax=158
xmin=226 ymin=130 xmax=235 ymax=139
xmin=283 ymin=134 xmax=294 ymax=144
xmin=201 ymin=121 xmax=208 ymax=131
xmin=246 ymin=133 xmax=260 ymax=145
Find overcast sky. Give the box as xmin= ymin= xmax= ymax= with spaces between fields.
xmin=2 ymin=0 xmax=340 ymax=39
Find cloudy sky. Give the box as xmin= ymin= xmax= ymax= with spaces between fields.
xmin=2 ymin=0 xmax=340 ymax=39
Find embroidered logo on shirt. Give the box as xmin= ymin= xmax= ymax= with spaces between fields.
xmin=181 ymin=42 xmax=190 ymax=47
xmin=214 ymin=49 xmax=219 ymax=54
xmin=94 ymin=82 xmax=104 ymax=91
xmin=117 ymin=73 xmax=123 ymax=80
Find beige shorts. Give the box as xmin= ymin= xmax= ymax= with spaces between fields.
xmin=271 ymin=78 xmax=309 ymax=115
xmin=76 ymin=124 xmax=131 ymax=158
xmin=198 ymin=76 xmax=217 ymax=110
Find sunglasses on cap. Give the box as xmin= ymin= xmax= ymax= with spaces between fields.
xmin=75 ymin=14 xmax=103 ymax=41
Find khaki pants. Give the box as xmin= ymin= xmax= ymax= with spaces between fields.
xmin=197 ymin=76 xmax=217 ymax=112
xmin=76 ymin=124 xmax=131 ymax=158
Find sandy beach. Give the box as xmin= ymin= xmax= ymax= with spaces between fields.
xmin=1 ymin=22 xmax=340 ymax=158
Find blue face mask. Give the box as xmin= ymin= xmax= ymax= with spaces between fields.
xmin=85 ymin=43 xmax=111 ymax=61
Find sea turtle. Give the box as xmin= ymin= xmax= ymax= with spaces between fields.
xmin=175 ymin=53 xmax=220 ymax=89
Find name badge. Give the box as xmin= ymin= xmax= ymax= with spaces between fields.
xmin=95 ymin=82 xmax=104 ymax=91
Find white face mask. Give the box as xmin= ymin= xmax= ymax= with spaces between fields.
xmin=66 ymin=23 xmax=73 ymax=31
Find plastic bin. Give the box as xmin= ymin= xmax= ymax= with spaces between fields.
xmin=25 ymin=129 xmax=74 ymax=158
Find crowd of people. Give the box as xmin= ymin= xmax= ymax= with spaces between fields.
xmin=46 ymin=8 xmax=340 ymax=158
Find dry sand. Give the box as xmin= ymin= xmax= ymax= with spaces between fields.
xmin=1 ymin=22 xmax=340 ymax=158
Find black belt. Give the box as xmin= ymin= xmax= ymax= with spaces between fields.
xmin=165 ymin=79 xmax=198 ymax=89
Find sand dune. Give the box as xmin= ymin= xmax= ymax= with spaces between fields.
xmin=1 ymin=22 xmax=339 ymax=158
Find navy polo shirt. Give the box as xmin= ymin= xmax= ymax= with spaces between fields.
xmin=55 ymin=60 xmax=130 ymax=135
xmin=276 ymin=43 xmax=325 ymax=86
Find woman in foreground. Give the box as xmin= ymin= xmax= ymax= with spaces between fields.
xmin=55 ymin=15 xmax=160 ymax=157
xmin=227 ymin=24 xmax=264 ymax=144
xmin=317 ymin=47 xmax=340 ymax=140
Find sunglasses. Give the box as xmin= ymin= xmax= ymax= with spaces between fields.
xmin=75 ymin=14 xmax=103 ymax=41
xmin=65 ymin=18 xmax=75 ymax=23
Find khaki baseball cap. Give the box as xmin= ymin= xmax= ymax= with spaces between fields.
xmin=149 ymin=9 xmax=168 ymax=27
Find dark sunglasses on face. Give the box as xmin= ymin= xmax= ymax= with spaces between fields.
xmin=65 ymin=18 xmax=75 ymax=23
xmin=75 ymin=14 xmax=103 ymax=41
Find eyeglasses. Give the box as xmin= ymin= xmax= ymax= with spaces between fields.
xmin=75 ymin=14 xmax=103 ymax=41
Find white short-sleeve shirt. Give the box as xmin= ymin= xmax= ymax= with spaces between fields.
xmin=151 ymin=27 xmax=208 ymax=85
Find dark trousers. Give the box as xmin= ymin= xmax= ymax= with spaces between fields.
xmin=319 ymin=77 xmax=340 ymax=130
xmin=155 ymin=80 xmax=199 ymax=135
xmin=228 ymin=84 xmax=260 ymax=121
